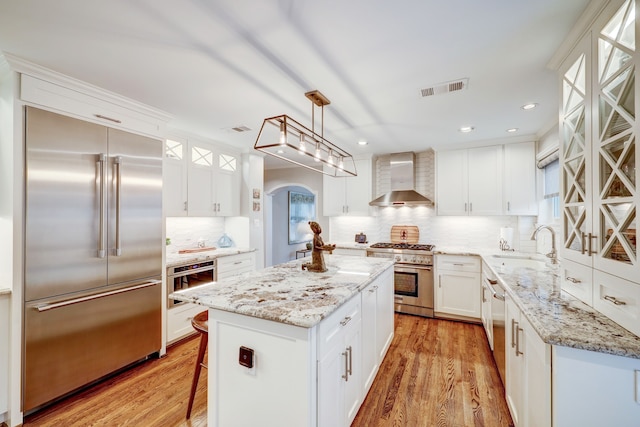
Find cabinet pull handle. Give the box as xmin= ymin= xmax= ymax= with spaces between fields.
xmin=464 ymin=202 xmax=468 ymax=212
xmin=347 ymin=345 xmax=353 ymax=377
xmin=183 ymin=201 xmax=188 ymax=211
xmin=95 ymin=114 xmax=122 ymax=124
xmin=340 ymin=316 xmax=352 ymax=326
xmin=581 ymin=232 xmax=587 ymax=255
xmin=566 ymin=276 xmax=581 ymax=284
xmin=469 ymin=202 xmax=473 ymax=213
xmin=604 ymin=295 xmax=626 ymax=306
xmin=589 ymin=233 xmax=597 ymax=255
xmin=482 ymin=286 xmax=487 ymax=302
xmin=342 ymin=348 xmax=349 ymax=381
xmin=511 ymin=319 xmax=517 ymax=349
xmin=438 ymin=275 xmax=442 ymax=288
xmin=507 ymin=201 xmax=510 ymax=212
xmin=515 ymin=325 xmax=524 ymax=356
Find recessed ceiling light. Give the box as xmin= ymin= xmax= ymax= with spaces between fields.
xmin=358 ymin=140 xmax=368 ymax=146
xmin=459 ymin=126 xmax=475 ymax=133
xmin=276 ymin=149 xmax=284 ymax=154
xmin=521 ymin=103 xmax=538 ymax=110
xmin=506 ymin=128 xmax=519 ymax=133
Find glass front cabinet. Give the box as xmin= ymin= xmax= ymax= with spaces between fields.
xmin=560 ymin=0 xmax=639 ymax=283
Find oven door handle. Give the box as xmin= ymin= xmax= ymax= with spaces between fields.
xmin=394 ymin=266 xmax=432 ymax=272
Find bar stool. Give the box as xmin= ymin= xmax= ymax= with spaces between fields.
xmin=186 ymin=310 xmax=208 ymax=419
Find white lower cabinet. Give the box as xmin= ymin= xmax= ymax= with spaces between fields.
xmin=0 ymin=294 xmax=8 ymax=422
xmin=331 ymin=248 xmax=367 ymax=257
xmin=167 ymin=302 xmax=205 ymax=344
xmin=553 ymin=345 xmax=640 ymax=427
xmin=435 ymin=255 xmax=481 ymax=320
xmin=216 ymin=252 xmax=256 ymax=280
xmin=480 ymin=261 xmax=495 ymax=349
xmin=505 ymin=296 xmax=551 ymax=427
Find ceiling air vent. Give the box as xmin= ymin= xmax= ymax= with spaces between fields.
xmin=420 ymin=78 xmax=469 ymax=97
xmin=230 ymin=125 xmax=251 ymax=132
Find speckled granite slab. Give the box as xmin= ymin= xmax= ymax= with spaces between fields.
xmin=481 ymin=254 xmax=640 ymax=360
xmin=166 ymin=247 xmax=256 ymax=268
xmin=170 ymin=256 xmax=394 ymax=328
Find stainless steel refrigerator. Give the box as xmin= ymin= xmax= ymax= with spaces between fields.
xmin=23 ymin=106 xmax=162 ymax=412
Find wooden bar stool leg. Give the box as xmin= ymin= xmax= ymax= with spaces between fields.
xmin=186 ymin=331 xmax=208 ymax=419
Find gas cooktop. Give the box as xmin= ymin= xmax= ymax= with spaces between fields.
xmin=369 ymin=243 xmax=435 ymax=251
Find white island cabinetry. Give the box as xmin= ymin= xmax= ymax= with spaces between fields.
xmin=171 ymin=257 xmax=394 ymax=427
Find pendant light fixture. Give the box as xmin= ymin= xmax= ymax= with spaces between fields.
xmin=254 ymin=90 xmax=357 ymax=177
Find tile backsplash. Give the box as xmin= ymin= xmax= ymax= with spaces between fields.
xmin=166 ymin=217 xmax=226 ymax=252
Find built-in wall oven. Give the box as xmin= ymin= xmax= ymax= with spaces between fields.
xmin=366 ymin=243 xmax=435 ymax=317
xmin=167 ymin=260 xmax=215 ymax=308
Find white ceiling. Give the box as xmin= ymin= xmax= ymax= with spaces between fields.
xmin=0 ymin=0 xmax=591 ymax=168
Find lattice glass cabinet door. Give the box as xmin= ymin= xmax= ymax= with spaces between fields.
xmin=561 ymin=38 xmax=592 ymax=265
xmin=594 ymin=0 xmax=638 ymax=279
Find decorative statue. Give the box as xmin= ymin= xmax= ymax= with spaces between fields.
xmin=301 ymin=221 xmax=335 ymax=273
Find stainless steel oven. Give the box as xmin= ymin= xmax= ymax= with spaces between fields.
xmin=367 ymin=243 xmax=435 ymax=317
xmin=167 ymin=260 xmax=215 ymax=308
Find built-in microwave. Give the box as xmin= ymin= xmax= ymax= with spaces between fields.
xmin=166 ymin=260 xmax=215 ymax=308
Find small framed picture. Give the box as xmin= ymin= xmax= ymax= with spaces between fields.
xmin=253 ymin=202 xmax=260 ymax=212
xmin=253 ymin=189 xmax=261 ymax=199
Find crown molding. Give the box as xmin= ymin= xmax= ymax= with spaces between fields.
xmin=1 ymin=51 xmax=173 ymax=122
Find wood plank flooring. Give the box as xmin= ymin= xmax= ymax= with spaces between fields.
xmin=23 ymin=314 xmax=512 ymax=427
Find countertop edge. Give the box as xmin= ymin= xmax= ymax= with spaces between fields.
xmin=166 ymin=247 xmax=256 ymax=268
xmin=0 ymin=288 xmax=11 ymax=296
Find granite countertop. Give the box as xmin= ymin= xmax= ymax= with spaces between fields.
xmin=166 ymin=247 xmax=256 ymax=268
xmin=435 ymin=248 xmax=640 ymax=360
xmin=333 ymin=242 xmax=370 ymax=250
xmin=170 ymin=256 xmax=394 ymax=328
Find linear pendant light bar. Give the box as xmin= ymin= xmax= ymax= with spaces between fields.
xmin=254 ymin=91 xmax=357 ymax=177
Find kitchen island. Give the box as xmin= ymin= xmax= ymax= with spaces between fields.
xmin=171 ymin=256 xmax=395 ymax=427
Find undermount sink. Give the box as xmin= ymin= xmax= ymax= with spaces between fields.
xmin=491 ymin=254 xmax=548 ymax=269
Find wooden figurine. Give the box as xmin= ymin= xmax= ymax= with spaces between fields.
xmin=301 ymin=221 xmax=335 ymax=273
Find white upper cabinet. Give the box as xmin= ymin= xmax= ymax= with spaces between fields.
xmin=436 ymin=146 xmax=503 ymax=215
xmin=560 ymin=0 xmax=640 ymax=283
xmin=163 ymin=137 xmax=241 ymax=217
xmin=503 ymin=142 xmax=537 ymax=215
xmin=323 ymin=158 xmax=373 ymax=216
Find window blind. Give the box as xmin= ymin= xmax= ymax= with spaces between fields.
xmin=543 ymin=159 xmax=560 ymax=199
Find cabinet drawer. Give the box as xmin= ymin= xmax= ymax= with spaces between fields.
xmin=436 ymin=255 xmax=481 ymax=272
xmin=167 ymin=303 xmax=206 ymax=344
xmin=560 ymin=259 xmax=593 ymax=306
xmin=21 ymin=74 xmax=166 ymax=138
xmin=217 ymin=252 xmax=255 ymax=274
xmin=317 ymin=296 xmax=361 ymax=358
xmin=593 ymin=270 xmax=640 ymax=337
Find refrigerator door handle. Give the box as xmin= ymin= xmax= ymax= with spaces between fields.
xmin=114 ymin=156 xmax=122 ymax=256
xmin=34 ymin=280 xmax=161 ymax=312
xmin=98 ymin=153 xmax=107 ymax=258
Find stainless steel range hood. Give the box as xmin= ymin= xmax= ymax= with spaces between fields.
xmin=369 ymin=152 xmax=433 ymax=207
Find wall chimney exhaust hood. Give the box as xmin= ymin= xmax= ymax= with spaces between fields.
xmin=369 ymin=152 xmax=433 ymax=207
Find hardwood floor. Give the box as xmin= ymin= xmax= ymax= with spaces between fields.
xmin=23 ymin=314 xmax=512 ymax=427
xmin=353 ymin=315 xmax=513 ymax=427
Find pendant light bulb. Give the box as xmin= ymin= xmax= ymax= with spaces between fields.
xmin=338 ymin=156 xmax=344 ymax=170
xmin=298 ymin=134 xmax=306 ymax=155
xmin=279 ymin=122 xmax=286 ymax=145
xmin=327 ymin=149 xmax=334 ymax=168
xmin=314 ymin=142 xmax=321 ymax=162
